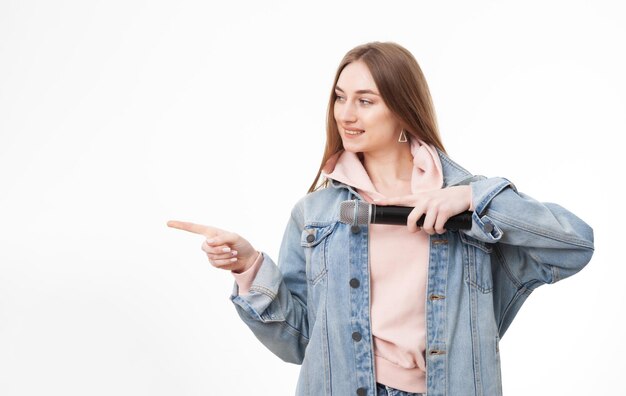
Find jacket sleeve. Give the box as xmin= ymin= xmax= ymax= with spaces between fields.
xmin=229 ymin=201 xmax=309 ymax=364
xmin=462 ymin=177 xmax=595 ymax=334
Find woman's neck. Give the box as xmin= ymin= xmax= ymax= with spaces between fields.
xmin=361 ymin=144 xmax=413 ymax=188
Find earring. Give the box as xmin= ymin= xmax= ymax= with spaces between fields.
xmin=398 ymin=129 xmax=408 ymax=143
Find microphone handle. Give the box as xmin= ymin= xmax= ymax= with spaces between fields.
xmin=372 ymin=205 xmax=473 ymax=230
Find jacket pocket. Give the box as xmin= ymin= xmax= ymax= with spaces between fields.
xmin=300 ymin=222 xmax=337 ymax=285
xmin=460 ymin=232 xmax=494 ymax=293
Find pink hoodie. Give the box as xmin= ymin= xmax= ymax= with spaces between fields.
xmin=233 ymin=137 xmax=444 ymax=393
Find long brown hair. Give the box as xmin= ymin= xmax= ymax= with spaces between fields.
xmin=307 ymin=41 xmax=446 ymax=194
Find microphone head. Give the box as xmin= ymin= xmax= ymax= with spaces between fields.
xmin=339 ymin=200 xmax=371 ymax=225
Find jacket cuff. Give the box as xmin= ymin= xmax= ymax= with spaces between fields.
xmin=465 ymin=177 xmax=517 ymax=241
xmin=231 ymin=251 xmax=264 ymax=295
xmin=230 ymin=252 xmax=286 ymax=322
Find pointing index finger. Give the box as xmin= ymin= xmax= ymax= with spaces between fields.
xmin=167 ymin=220 xmax=218 ymax=237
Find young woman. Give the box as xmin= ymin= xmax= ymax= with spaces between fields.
xmin=168 ymin=41 xmax=594 ymax=396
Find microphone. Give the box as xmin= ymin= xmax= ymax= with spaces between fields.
xmin=339 ymin=200 xmax=473 ymax=230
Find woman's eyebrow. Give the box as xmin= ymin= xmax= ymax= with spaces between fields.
xmin=335 ymin=85 xmax=380 ymax=96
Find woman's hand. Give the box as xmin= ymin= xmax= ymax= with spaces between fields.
xmin=167 ymin=220 xmax=258 ymax=273
xmin=373 ymin=185 xmax=473 ymax=235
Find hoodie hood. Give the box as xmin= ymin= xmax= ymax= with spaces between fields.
xmin=321 ymin=136 xmax=444 ymax=201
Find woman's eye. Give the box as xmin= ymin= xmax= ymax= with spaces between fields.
xmin=334 ymin=95 xmax=371 ymax=105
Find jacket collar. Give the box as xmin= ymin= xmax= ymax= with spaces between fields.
xmin=435 ymin=148 xmax=477 ymax=187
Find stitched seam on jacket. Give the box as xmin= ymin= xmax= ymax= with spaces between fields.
xmin=494 ymin=245 xmax=523 ymax=288
xmin=249 ymin=285 xmax=277 ymax=300
xmin=486 ymin=209 xmax=594 ymax=249
xmin=477 ymin=181 xmax=512 ymax=215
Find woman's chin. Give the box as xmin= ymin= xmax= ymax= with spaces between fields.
xmin=341 ymin=140 xmax=366 ymax=153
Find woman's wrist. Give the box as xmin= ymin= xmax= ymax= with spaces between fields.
xmin=232 ymin=251 xmax=261 ymax=274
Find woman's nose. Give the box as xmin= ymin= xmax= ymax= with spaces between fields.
xmin=337 ymin=101 xmax=357 ymax=122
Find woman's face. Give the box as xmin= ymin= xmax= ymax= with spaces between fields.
xmin=333 ymin=60 xmax=402 ymax=155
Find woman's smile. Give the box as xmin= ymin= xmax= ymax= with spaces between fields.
xmin=344 ymin=129 xmax=365 ymax=136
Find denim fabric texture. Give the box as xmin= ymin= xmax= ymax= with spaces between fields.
xmin=230 ymin=149 xmax=594 ymax=396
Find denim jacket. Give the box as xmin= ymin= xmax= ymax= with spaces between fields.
xmin=229 ymin=149 xmax=594 ymax=396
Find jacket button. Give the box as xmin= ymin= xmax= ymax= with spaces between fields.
xmin=349 ymin=278 xmax=360 ymax=288
xmin=484 ymin=223 xmax=494 ymax=233
xmin=351 ymin=225 xmax=360 ymax=234
xmin=356 ymin=387 xmax=366 ymax=396
xmin=352 ymin=331 xmax=362 ymax=341
xmin=306 ymin=234 xmax=315 ymax=243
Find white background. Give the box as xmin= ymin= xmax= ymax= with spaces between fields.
xmin=1 ymin=1 xmax=624 ymax=395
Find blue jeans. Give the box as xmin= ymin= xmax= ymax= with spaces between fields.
xmin=376 ymin=382 xmax=425 ymax=396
